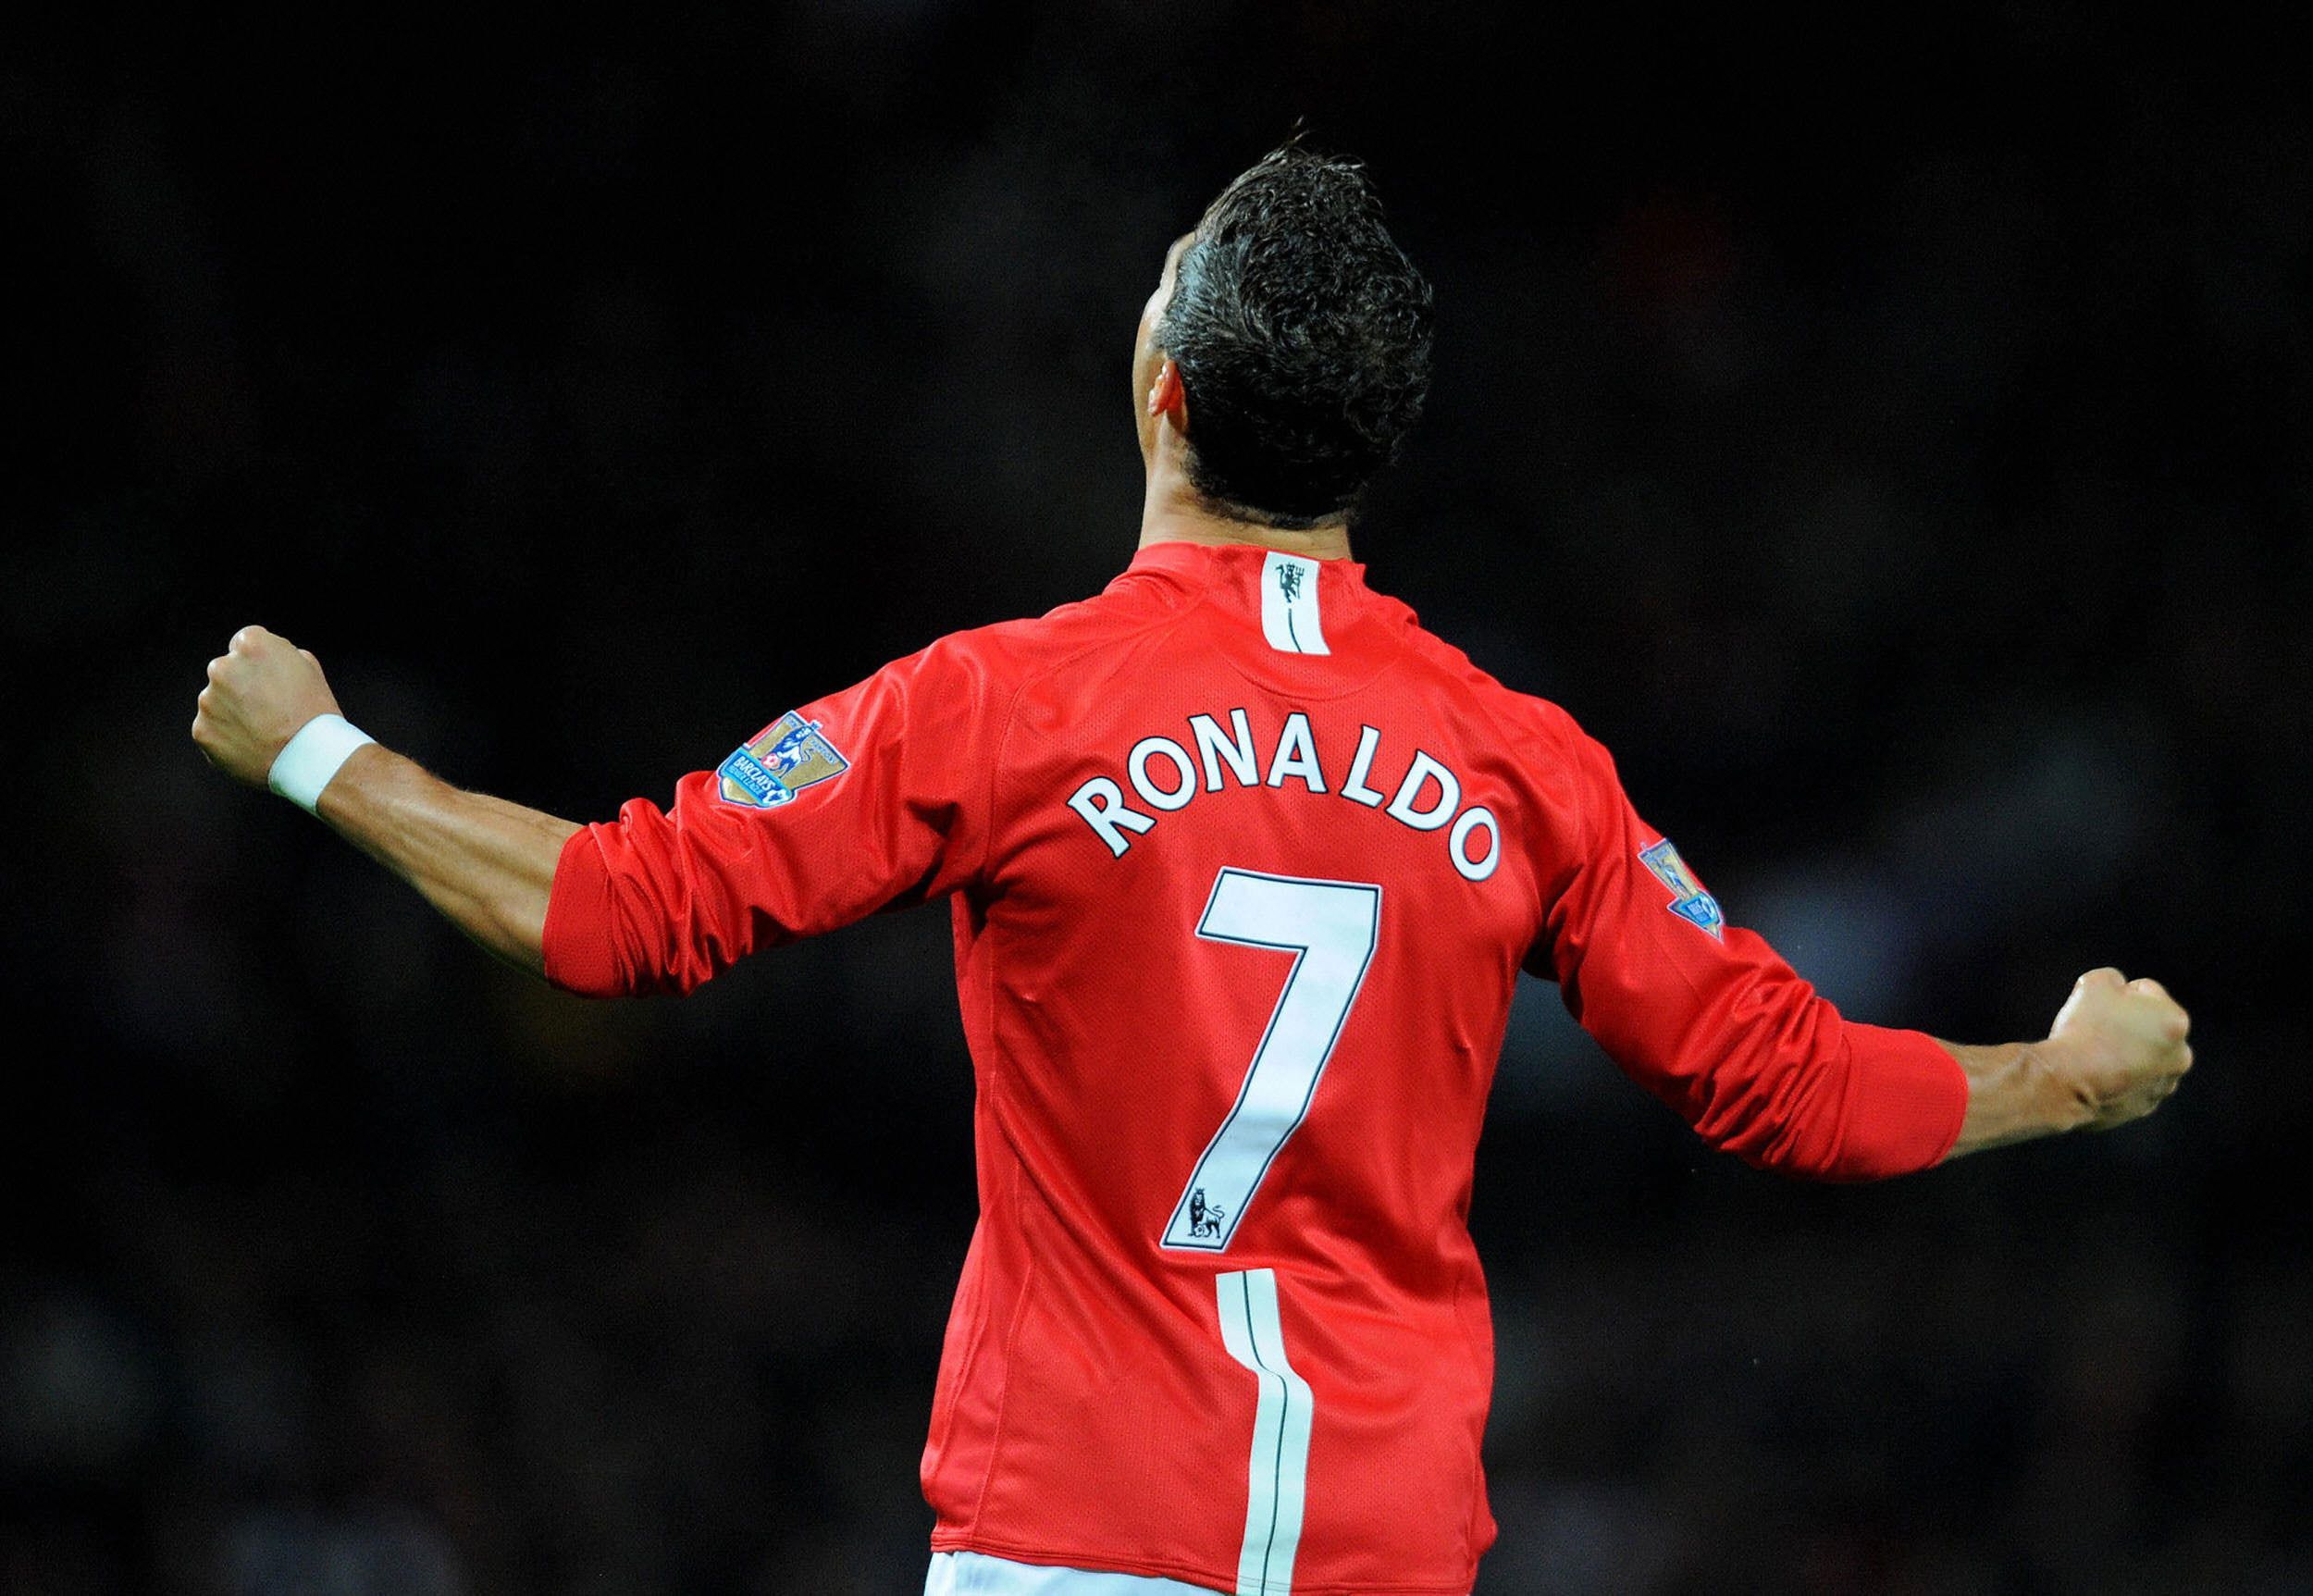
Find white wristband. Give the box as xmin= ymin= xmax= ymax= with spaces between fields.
xmin=267 ymin=713 xmax=376 ymax=814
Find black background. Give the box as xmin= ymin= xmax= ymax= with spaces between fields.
xmin=4 ymin=5 xmax=2307 ymax=1591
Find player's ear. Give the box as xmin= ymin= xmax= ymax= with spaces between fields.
xmin=1146 ymin=357 xmax=1188 ymax=435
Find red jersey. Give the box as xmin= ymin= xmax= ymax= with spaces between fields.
xmin=543 ymin=541 xmax=1967 ymax=1595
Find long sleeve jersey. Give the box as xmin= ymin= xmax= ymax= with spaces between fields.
xmin=542 ymin=540 xmax=1968 ymax=1596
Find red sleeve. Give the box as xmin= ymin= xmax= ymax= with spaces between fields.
xmin=542 ymin=635 xmax=1004 ymax=997
xmin=1529 ymin=721 xmax=1967 ymax=1181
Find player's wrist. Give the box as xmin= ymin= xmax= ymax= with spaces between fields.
xmin=2022 ymin=1037 xmax=2105 ymax=1133
xmin=267 ymin=712 xmax=376 ymax=815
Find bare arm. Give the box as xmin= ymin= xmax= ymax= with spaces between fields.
xmin=313 ymin=748 xmax=578 ymax=973
xmin=192 ymin=626 xmax=579 ymax=976
xmin=1541 ymin=713 xmax=2198 ymax=1177
xmin=1937 ymin=968 xmax=2194 ymax=1160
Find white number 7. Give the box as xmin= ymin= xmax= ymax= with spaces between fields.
xmin=1162 ymin=869 xmax=1381 ymax=1252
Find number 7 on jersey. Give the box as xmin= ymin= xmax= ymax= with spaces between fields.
xmin=1163 ymin=869 xmax=1381 ymax=1252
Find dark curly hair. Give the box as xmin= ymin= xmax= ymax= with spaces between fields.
xmin=1156 ymin=142 xmax=1435 ymax=528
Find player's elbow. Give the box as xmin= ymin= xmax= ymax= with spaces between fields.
xmin=1701 ymin=1098 xmax=1876 ymax=1182
xmin=543 ymin=929 xmax=716 ymax=999
xmin=1725 ymin=1121 xmax=1895 ymax=1183
xmin=542 ymin=935 xmax=634 ymax=998
xmin=541 ymin=829 xmax=730 ymax=999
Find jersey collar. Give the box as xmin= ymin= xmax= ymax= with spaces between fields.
xmin=1118 ymin=538 xmax=1374 ymax=601
xmin=1110 ymin=538 xmax=1418 ymax=672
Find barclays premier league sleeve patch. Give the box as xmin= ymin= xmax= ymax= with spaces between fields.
xmin=716 ymin=712 xmax=849 ymax=809
xmin=1639 ymin=838 xmax=1725 ymax=939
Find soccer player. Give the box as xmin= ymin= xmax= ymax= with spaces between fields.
xmin=191 ymin=145 xmax=2193 ymax=1596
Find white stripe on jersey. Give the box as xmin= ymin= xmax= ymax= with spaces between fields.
xmin=1259 ymin=551 xmax=1329 ymax=655
xmin=1216 ymin=1268 xmax=1314 ymax=1595
xmin=923 ymin=1550 xmax=1221 ymax=1594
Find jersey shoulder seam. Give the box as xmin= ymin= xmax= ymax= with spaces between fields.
xmin=979 ymin=588 xmax=1218 ymax=874
xmin=1394 ymin=625 xmax=1600 ymax=903
xmin=1398 ymin=625 xmax=1587 ymax=778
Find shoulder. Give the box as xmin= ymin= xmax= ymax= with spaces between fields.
xmin=911 ymin=581 xmax=1197 ymax=701
xmin=1393 ymin=619 xmax=1596 ymax=761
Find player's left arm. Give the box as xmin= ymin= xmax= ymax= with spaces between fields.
xmin=194 ymin=625 xmax=1004 ymax=996
xmin=192 ymin=625 xmax=580 ymax=975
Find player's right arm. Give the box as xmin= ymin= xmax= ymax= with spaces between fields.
xmin=1533 ymin=715 xmax=2192 ymax=1177
xmin=1939 ymin=970 xmax=2193 ymax=1157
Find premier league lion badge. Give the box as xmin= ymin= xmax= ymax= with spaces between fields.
xmin=716 ymin=712 xmax=849 ymax=809
xmin=1639 ymin=838 xmax=1725 ymax=940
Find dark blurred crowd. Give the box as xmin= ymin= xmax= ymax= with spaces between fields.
xmin=5 ymin=5 xmax=2307 ymax=1592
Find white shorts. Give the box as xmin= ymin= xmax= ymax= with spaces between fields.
xmin=923 ymin=1550 xmax=1224 ymax=1595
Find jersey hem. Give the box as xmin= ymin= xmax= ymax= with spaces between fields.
xmin=927 ymin=1531 xmax=1476 ymax=1595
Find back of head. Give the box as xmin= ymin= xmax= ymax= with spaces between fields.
xmin=1157 ymin=142 xmax=1436 ymax=529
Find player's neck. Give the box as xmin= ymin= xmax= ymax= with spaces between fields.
xmin=1135 ymin=474 xmax=1354 ymax=563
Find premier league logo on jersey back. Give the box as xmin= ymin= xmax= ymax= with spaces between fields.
xmin=716 ymin=712 xmax=849 ymax=809
xmin=1639 ymin=838 xmax=1725 ymax=940
xmin=1185 ymin=1188 xmax=1227 ymax=1241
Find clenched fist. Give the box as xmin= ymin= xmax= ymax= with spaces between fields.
xmin=2045 ymin=967 xmax=2194 ymax=1131
xmin=191 ymin=625 xmax=343 ymax=787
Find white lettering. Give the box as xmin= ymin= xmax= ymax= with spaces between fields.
xmin=1450 ymin=807 xmax=1501 ymax=881
xmin=1068 ymin=715 xmax=1504 ymax=884
xmin=1265 ymin=711 xmax=1328 ymax=793
xmin=1387 ymin=751 xmax=1459 ymax=830
xmin=1189 ymin=710 xmax=1259 ymax=791
xmin=1068 ymin=776 xmax=1156 ymax=857
xmin=1341 ymin=724 xmax=1386 ymax=807
xmin=1128 ymin=736 xmax=1198 ymax=811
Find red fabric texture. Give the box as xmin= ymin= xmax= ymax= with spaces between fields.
xmin=542 ymin=541 xmax=1967 ymax=1592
